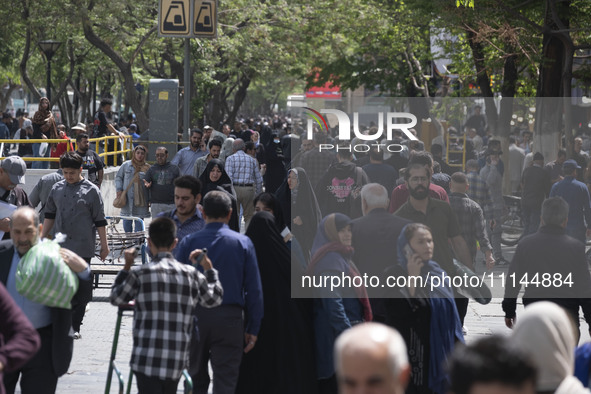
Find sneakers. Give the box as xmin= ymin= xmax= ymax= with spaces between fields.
xmin=462 ymin=326 xmax=468 ymax=335
xmin=73 ymin=332 xmax=82 ymax=340
xmin=496 ymin=257 xmax=510 ymax=266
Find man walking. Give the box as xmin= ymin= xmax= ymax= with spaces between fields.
xmin=549 ymin=159 xmax=591 ymax=243
xmin=110 ymin=217 xmax=223 ymax=394
xmin=521 ymin=152 xmax=551 ymax=236
xmin=480 ymin=149 xmax=507 ymax=264
xmin=225 ymin=139 xmax=263 ymax=229
xmin=158 ymin=176 xmax=205 ymax=245
xmin=42 ymin=152 xmax=109 ymax=338
xmin=448 ymin=172 xmax=495 ymax=269
xmin=502 ymin=197 xmax=591 ymax=335
xmin=1 ymin=207 xmax=92 ymax=393
xmin=144 ymin=147 xmax=180 ymax=217
xmin=193 ymin=139 xmax=222 ymax=178
xmin=395 ymin=163 xmax=474 ymax=324
xmin=351 ymin=183 xmax=410 ymax=322
xmin=75 ymin=133 xmax=104 ymax=189
xmin=171 ymin=129 xmax=207 ymax=175
xmin=175 ymin=191 xmax=263 ymax=394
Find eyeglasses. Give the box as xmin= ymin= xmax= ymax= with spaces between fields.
xmin=409 ymin=176 xmax=429 ymax=184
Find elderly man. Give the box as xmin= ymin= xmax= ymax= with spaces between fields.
xmin=351 ymin=184 xmax=410 ymax=322
xmin=334 ymin=322 xmax=410 ymax=394
xmin=0 ymin=207 xmax=92 ymax=393
xmin=224 ymin=139 xmax=263 ymax=229
xmin=0 ymin=156 xmax=31 ymax=240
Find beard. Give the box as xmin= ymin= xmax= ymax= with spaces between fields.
xmin=409 ymin=185 xmax=429 ymax=200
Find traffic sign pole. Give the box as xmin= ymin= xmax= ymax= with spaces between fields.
xmin=184 ymin=38 xmax=191 ymax=136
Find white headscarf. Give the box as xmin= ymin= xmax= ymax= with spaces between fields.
xmin=513 ymin=302 xmax=589 ymax=394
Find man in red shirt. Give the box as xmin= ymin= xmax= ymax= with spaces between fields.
xmin=389 ymin=151 xmax=449 ymax=213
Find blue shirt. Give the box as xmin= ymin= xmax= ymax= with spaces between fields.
xmin=6 ymin=244 xmax=91 ymax=328
xmin=158 ymin=207 xmax=205 ymax=244
xmin=550 ymin=176 xmax=591 ymax=231
xmin=175 ymin=222 xmax=264 ymax=335
xmin=170 ymin=146 xmax=207 ymax=175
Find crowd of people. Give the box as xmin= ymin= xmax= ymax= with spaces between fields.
xmin=3 ymin=103 xmax=591 ymax=394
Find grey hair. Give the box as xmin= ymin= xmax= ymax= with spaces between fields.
xmin=334 ymin=322 xmax=408 ymax=381
xmin=10 ymin=206 xmax=39 ymax=228
xmin=541 ymin=197 xmax=569 ymax=226
xmin=360 ymin=183 xmax=389 ymax=209
xmin=232 ymin=138 xmax=245 ymax=152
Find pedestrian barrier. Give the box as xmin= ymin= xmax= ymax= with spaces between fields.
xmin=92 ymin=216 xmax=148 ymax=288
xmin=0 ymin=134 xmax=133 ymax=163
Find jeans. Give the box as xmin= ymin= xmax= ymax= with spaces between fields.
xmin=123 ymin=219 xmax=144 ymax=233
xmin=31 ymin=143 xmax=49 ymax=169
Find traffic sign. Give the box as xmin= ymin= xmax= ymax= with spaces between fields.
xmin=193 ymin=0 xmax=217 ymax=38
xmin=159 ymin=0 xmax=191 ymax=37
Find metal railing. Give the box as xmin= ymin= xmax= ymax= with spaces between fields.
xmin=0 ymin=135 xmax=133 ymax=163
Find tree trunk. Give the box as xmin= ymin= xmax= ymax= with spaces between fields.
xmin=534 ymin=0 xmax=570 ymax=163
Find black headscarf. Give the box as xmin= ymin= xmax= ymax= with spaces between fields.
xmin=238 ymin=211 xmax=317 ymax=394
xmin=199 ymin=159 xmax=233 ymax=195
xmin=199 ymin=158 xmax=239 ymax=231
xmin=276 ymin=167 xmax=321 ymax=260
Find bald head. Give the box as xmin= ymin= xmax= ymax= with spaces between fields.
xmin=10 ymin=207 xmax=41 ymax=255
xmin=232 ymin=138 xmax=245 ymax=153
xmin=335 ymin=323 xmax=409 ymax=394
xmin=360 ymin=183 xmax=390 ymax=215
xmin=11 ymin=206 xmax=39 ymax=228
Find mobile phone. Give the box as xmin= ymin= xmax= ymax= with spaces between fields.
xmin=195 ymin=248 xmax=208 ymax=266
xmin=403 ymin=244 xmax=414 ymax=261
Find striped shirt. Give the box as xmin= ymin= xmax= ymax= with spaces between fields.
xmin=110 ymin=252 xmax=223 ymax=380
xmin=225 ymin=150 xmax=263 ymax=194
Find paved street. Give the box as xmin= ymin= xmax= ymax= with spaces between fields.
xmin=11 ymin=242 xmax=590 ymax=393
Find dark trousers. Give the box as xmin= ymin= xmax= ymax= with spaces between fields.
xmin=190 ymin=305 xmax=244 ymax=394
xmin=4 ymin=326 xmax=58 ymax=394
xmin=71 ymin=258 xmax=93 ymax=332
xmin=135 ymin=372 xmax=179 ymax=394
xmin=522 ymin=205 xmax=541 ymax=237
xmin=454 ymin=295 xmax=469 ymax=326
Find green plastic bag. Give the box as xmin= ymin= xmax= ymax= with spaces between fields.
xmin=16 ymin=240 xmax=79 ymax=309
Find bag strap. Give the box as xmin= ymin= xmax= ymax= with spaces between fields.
xmin=123 ymin=171 xmax=139 ymax=194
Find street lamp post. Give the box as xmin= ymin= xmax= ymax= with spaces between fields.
xmin=38 ymin=40 xmax=62 ymax=103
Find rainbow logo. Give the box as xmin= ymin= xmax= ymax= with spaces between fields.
xmin=304 ymin=107 xmax=329 ymax=133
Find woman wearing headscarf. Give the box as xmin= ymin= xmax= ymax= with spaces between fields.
xmin=513 ymin=302 xmax=589 ymax=394
xmin=308 ymin=213 xmax=372 ymax=394
xmin=385 ymin=223 xmax=464 ymax=394
xmin=236 ymin=211 xmax=317 ymax=394
xmin=263 ymin=133 xmax=287 ymax=194
xmin=276 ymin=167 xmax=321 ymax=262
xmin=199 ymin=159 xmax=239 ymax=232
xmin=115 ymin=145 xmax=150 ymax=232
xmin=31 ymin=97 xmax=58 ymax=169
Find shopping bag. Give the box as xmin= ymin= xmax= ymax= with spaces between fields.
xmin=15 ymin=240 xmax=79 ymax=309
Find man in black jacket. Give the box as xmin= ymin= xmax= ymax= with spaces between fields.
xmin=0 ymin=207 xmax=92 ymax=394
xmin=521 ymin=152 xmax=551 ymax=236
xmin=351 ymin=183 xmax=411 ymax=322
xmin=502 ymin=197 xmax=591 ymax=337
